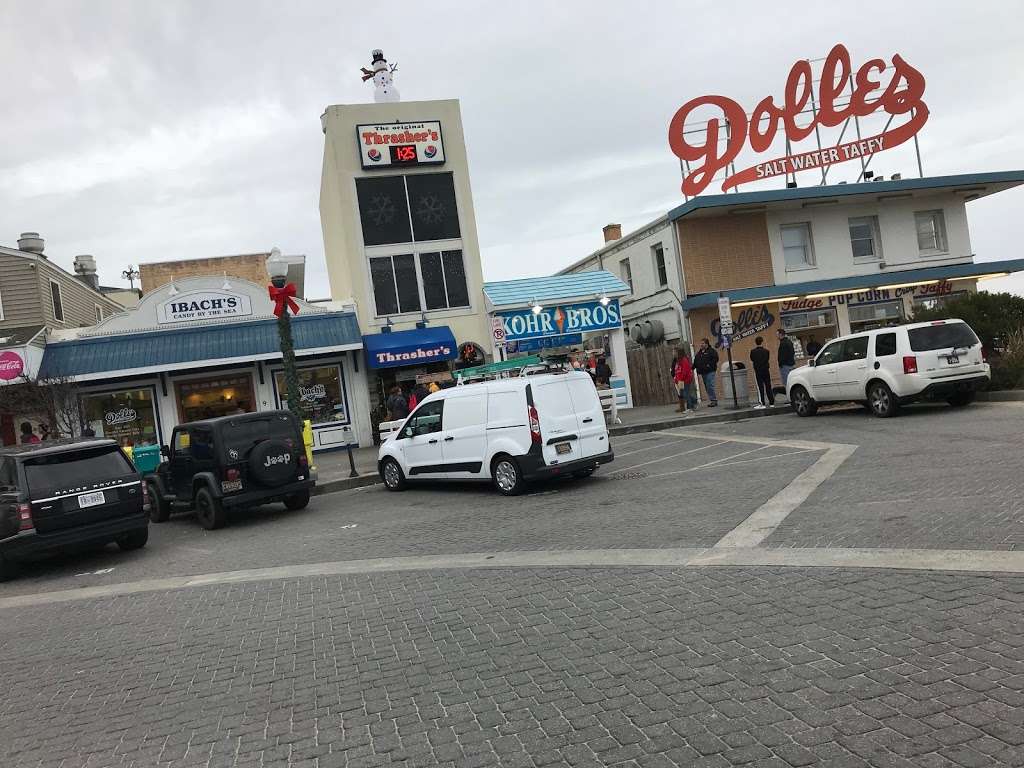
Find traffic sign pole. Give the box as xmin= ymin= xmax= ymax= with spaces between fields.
xmin=719 ymin=292 xmax=739 ymax=410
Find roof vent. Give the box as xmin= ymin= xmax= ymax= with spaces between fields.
xmin=18 ymin=232 xmax=45 ymax=256
xmin=74 ymin=255 xmax=99 ymax=289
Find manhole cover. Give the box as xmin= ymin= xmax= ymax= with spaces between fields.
xmin=608 ymin=471 xmax=648 ymax=480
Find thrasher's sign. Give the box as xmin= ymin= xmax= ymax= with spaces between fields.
xmin=668 ymin=43 xmax=929 ymax=196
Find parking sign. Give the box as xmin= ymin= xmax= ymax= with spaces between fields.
xmin=491 ymin=316 xmax=507 ymax=346
xmin=718 ymin=296 xmax=733 ymax=335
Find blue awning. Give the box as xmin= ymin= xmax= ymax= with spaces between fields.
xmin=363 ymin=326 xmax=458 ymax=369
xmin=681 ymin=258 xmax=1024 ymax=310
xmin=39 ymin=312 xmax=362 ymax=380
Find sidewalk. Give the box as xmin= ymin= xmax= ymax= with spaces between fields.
xmin=310 ymin=445 xmax=380 ymax=496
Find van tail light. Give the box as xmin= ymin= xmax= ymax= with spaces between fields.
xmin=225 ymin=468 xmax=240 ymax=481
xmin=528 ymin=405 xmax=541 ymax=445
xmin=903 ymin=356 xmax=918 ymax=374
xmin=17 ymin=503 xmax=34 ymax=532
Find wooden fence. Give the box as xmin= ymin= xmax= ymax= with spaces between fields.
xmin=625 ymin=344 xmax=678 ymax=406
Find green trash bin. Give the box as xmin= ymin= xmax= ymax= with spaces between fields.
xmin=132 ymin=444 xmax=161 ymax=474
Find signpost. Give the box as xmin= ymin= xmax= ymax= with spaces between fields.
xmin=718 ymin=293 xmax=739 ymax=410
xmin=491 ymin=315 xmax=507 ymax=361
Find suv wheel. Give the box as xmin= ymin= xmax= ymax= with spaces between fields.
xmin=869 ymin=382 xmax=899 ymax=418
xmin=492 ymin=456 xmax=524 ymax=496
xmin=195 ymin=487 xmax=227 ymax=530
xmin=117 ymin=527 xmax=149 ymax=551
xmin=790 ymin=386 xmax=818 ymax=417
xmin=381 ymin=458 xmax=406 ymax=492
xmin=947 ymin=391 xmax=976 ymax=407
xmin=284 ymin=490 xmax=310 ymax=510
xmin=147 ymin=480 xmax=170 ymax=523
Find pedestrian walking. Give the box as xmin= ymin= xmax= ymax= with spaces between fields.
xmin=386 ymin=385 xmax=409 ymax=420
xmin=777 ymin=328 xmax=796 ymax=388
xmin=672 ymin=345 xmax=698 ymax=415
xmin=693 ymin=338 xmax=719 ymax=407
xmin=750 ymin=336 xmax=775 ymax=408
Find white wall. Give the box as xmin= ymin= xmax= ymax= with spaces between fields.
xmin=766 ymin=191 xmax=973 ymax=285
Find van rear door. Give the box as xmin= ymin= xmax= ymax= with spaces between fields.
xmin=530 ymin=377 xmax=584 ymax=466
xmin=906 ymin=321 xmax=986 ymax=380
xmin=565 ymin=374 xmax=610 ymax=459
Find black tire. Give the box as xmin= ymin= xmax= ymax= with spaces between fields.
xmin=283 ymin=490 xmax=311 ymax=510
xmin=147 ymin=480 xmax=170 ymax=523
xmin=789 ymin=386 xmax=818 ymax=417
xmin=194 ymin=486 xmax=226 ymax=530
xmin=0 ymin=553 xmax=15 ymax=583
xmin=116 ymin=527 xmax=149 ymax=551
xmin=380 ymin=458 xmax=407 ymax=492
xmin=868 ymin=381 xmax=899 ymax=418
xmin=492 ymin=455 xmax=525 ymax=496
xmin=947 ymin=391 xmax=976 ymax=407
xmin=572 ymin=467 xmax=595 ymax=479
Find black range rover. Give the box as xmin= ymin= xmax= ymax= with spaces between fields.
xmin=0 ymin=439 xmax=149 ymax=581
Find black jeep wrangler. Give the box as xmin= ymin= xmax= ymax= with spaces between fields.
xmin=0 ymin=438 xmax=149 ymax=581
xmin=146 ymin=410 xmax=314 ymax=530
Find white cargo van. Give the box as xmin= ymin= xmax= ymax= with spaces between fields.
xmin=377 ymin=371 xmax=614 ymax=495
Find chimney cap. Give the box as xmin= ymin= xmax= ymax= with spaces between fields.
xmin=17 ymin=232 xmax=45 ymax=255
xmin=73 ymin=254 xmax=98 ymax=274
xmin=602 ymin=223 xmax=623 ymax=243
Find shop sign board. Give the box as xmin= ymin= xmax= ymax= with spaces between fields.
xmin=710 ymin=305 xmax=775 ymax=348
xmin=157 ymin=291 xmax=253 ymax=325
xmin=499 ymin=299 xmax=622 ymax=342
xmin=668 ymin=43 xmax=929 ymax=196
xmin=508 ymin=334 xmax=584 ymax=353
xmin=105 ymin=407 xmax=138 ymax=426
xmin=0 ymin=350 xmax=25 ymax=381
xmin=357 ymin=120 xmax=445 ymax=169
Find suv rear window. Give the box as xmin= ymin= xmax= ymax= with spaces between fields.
xmin=222 ymin=415 xmax=296 ymax=456
xmin=24 ymin=446 xmax=133 ymax=493
xmin=908 ymin=322 xmax=979 ymax=352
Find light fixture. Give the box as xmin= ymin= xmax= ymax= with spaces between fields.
xmin=531 ymin=299 xmax=544 ymax=315
xmin=598 ymin=294 xmax=611 ymax=306
xmin=731 ymin=296 xmax=800 ymax=308
xmin=222 ymin=271 xmax=232 ymax=291
xmin=167 ymin=280 xmax=179 ymax=296
xmin=878 ymin=279 xmax=939 ymax=291
xmin=974 ymin=272 xmax=1011 ymax=281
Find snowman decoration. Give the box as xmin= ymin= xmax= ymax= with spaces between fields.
xmin=360 ymin=49 xmax=400 ymax=103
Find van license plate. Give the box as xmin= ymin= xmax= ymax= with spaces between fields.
xmin=78 ymin=491 xmax=105 ymax=508
xmin=555 ymin=442 xmax=572 ymax=455
xmin=946 ymin=354 xmax=959 ymax=365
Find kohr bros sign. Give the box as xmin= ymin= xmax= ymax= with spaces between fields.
xmin=668 ymin=43 xmax=929 ymax=196
xmin=499 ymin=299 xmax=622 ymax=342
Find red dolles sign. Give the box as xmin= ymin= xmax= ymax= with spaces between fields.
xmin=668 ymin=43 xmax=929 ymax=197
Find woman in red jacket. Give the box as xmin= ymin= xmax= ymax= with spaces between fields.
xmin=672 ymin=345 xmax=698 ymax=415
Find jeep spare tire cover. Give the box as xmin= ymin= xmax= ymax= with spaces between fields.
xmin=248 ymin=440 xmax=298 ymax=487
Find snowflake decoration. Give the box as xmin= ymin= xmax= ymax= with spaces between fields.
xmin=416 ymin=195 xmax=445 ymax=225
xmin=366 ymin=193 xmax=396 ymax=226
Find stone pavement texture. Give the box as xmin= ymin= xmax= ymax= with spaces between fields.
xmin=3 ymin=567 xmax=1024 ymax=768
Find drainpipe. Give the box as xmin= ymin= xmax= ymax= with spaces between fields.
xmin=669 ymin=219 xmax=690 ymax=343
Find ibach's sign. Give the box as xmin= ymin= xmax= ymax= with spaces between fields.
xmin=668 ymin=43 xmax=929 ymax=196
xmin=157 ymin=291 xmax=254 ymax=324
xmin=357 ymin=121 xmax=445 ymax=169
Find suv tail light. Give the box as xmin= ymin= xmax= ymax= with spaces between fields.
xmin=528 ymin=404 xmax=541 ymax=445
xmin=298 ymin=454 xmax=309 ymax=469
xmin=903 ymin=355 xmax=918 ymax=374
xmin=17 ymin=503 xmax=34 ymax=532
xmin=225 ymin=468 xmax=240 ymax=481
xmin=982 ymin=346 xmax=989 ymax=363
xmin=141 ymin=481 xmax=151 ymax=512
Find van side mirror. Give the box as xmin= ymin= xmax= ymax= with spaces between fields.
xmin=807 ymin=359 xmax=815 ymax=367
xmin=160 ymin=445 xmax=170 ymax=457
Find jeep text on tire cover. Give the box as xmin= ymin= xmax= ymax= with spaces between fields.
xmin=263 ymin=452 xmax=291 ymax=468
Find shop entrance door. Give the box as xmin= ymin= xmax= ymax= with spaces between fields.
xmin=176 ymin=373 xmax=256 ymax=423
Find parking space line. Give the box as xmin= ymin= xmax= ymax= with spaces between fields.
xmin=645 ymin=448 xmax=818 ymax=479
xmin=614 ymin=441 xmax=730 ymax=471
xmin=615 ymin=437 xmax=692 ymax=458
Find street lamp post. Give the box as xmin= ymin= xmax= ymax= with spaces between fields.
xmin=266 ymin=248 xmax=302 ymax=418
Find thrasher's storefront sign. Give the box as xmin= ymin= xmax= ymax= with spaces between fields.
xmin=668 ymin=43 xmax=929 ymax=196
xmin=357 ymin=121 xmax=446 ymax=169
xmin=157 ymin=290 xmax=253 ymax=324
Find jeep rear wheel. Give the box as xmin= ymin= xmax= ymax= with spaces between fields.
xmin=195 ymin=487 xmax=226 ymax=530
xmin=147 ymin=480 xmax=170 ymax=523
xmin=283 ymin=490 xmax=310 ymax=510
xmin=117 ymin=527 xmax=149 ymax=551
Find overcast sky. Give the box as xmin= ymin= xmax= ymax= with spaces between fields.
xmin=2 ymin=0 xmax=1023 ymax=299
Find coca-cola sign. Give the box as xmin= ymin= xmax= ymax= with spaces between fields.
xmin=668 ymin=43 xmax=929 ymax=197
xmin=0 ymin=350 xmax=24 ymax=381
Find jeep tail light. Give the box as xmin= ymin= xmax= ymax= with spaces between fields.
xmin=225 ymin=468 xmax=240 ymax=481
xmin=298 ymin=454 xmax=308 ymax=468
xmin=141 ymin=482 xmax=151 ymax=512
xmin=528 ymin=404 xmax=541 ymax=445
xmin=903 ymin=356 xmax=918 ymax=374
xmin=17 ymin=503 xmax=33 ymax=532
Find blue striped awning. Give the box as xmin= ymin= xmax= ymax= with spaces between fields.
xmin=484 ymin=270 xmax=630 ymax=309
xmin=39 ymin=312 xmax=362 ymax=380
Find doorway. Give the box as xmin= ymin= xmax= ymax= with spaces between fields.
xmin=176 ymin=373 xmax=256 ymax=423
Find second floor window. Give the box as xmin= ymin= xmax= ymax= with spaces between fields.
xmin=356 ymin=172 xmax=460 ymax=246
xmin=652 ymin=243 xmax=668 ymax=287
xmin=620 ymin=258 xmax=633 ymax=291
xmin=369 ymin=249 xmax=470 ymax=317
xmin=50 ymin=281 xmax=65 ymax=322
xmin=781 ymin=223 xmax=814 ymax=269
xmin=848 ymin=216 xmax=881 ymax=260
xmin=915 ymin=210 xmax=948 ymax=255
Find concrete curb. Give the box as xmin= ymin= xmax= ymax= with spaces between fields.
xmin=312 ymin=474 xmax=381 ymax=496
xmin=976 ymin=390 xmax=1024 ymax=402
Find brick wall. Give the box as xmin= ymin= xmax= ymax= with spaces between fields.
xmin=690 ymin=305 xmax=786 ymax=404
xmin=140 ymin=254 xmax=270 ymax=294
xmin=678 ymin=213 xmax=774 ymax=295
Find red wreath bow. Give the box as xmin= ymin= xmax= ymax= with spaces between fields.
xmin=269 ymin=283 xmax=300 ymax=318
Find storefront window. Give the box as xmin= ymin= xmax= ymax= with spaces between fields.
xmin=81 ymin=388 xmax=159 ymax=449
xmin=177 ymin=374 xmax=255 ymax=423
xmin=275 ymin=365 xmax=349 ymax=425
xmin=781 ymin=308 xmax=837 ymax=331
xmin=848 ymin=301 xmax=904 ymax=333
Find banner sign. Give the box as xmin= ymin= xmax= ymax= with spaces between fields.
xmin=499 ymin=299 xmax=622 ymax=342
xmin=668 ymin=43 xmax=929 ymax=196
xmin=157 ymin=291 xmax=253 ymax=325
xmin=508 ymin=334 xmax=584 ymax=353
xmin=357 ymin=121 xmax=445 ymax=169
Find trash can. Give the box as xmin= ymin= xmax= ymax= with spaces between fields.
xmin=720 ymin=361 xmax=750 ymax=409
xmin=132 ymin=444 xmax=161 ymax=474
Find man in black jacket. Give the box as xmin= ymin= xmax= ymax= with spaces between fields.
xmin=777 ymin=328 xmax=796 ymax=389
xmin=693 ymin=338 xmax=719 ymax=407
xmin=750 ymin=336 xmax=774 ymax=408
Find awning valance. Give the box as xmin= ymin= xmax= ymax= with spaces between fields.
xmin=362 ymin=326 xmax=458 ymax=369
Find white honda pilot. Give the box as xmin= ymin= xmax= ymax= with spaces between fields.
xmin=786 ymin=319 xmax=990 ymax=418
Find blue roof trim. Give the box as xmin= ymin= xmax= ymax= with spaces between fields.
xmin=362 ymin=326 xmax=458 ymax=369
xmin=484 ymin=270 xmax=630 ymax=308
xmin=668 ymin=171 xmax=1024 ymax=223
xmin=39 ymin=312 xmax=362 ymax=378
xmin=680 ymin=259 xmax=1024 ymax=310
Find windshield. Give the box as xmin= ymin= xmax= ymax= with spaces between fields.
xmin=222 ymin=415 xmax=297 ymax=457
xmin=24 ymin=446 xmax=133 ymax=493
xmin=908 ymin=322 xmax=979 ymax=352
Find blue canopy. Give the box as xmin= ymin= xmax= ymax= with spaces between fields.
xmin=363 ymin=326 xmax=458 ymax=369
